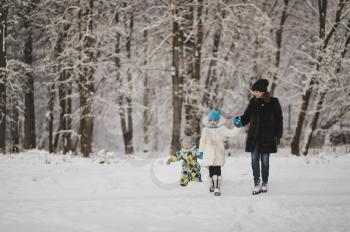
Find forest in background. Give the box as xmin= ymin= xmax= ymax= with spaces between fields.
xmin=0 ymin=0 xmax=349 ymax=157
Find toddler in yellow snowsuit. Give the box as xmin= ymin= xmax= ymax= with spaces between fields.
xmin=167 ymin=136 xmax=203 ymax=186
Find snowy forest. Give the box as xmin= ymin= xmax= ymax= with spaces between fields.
xmin=0 ymin=0 xmax=350 ymax=157
xmin=2 ymin=1 xmax=350 ymax=231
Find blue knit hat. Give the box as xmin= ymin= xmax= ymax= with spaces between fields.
xmin=208 ymin=110 xmax=221 ymax=122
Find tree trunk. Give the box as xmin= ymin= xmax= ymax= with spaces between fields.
xmin=23 ymin=1 xmax=36 ymax=149
xmin=202 ymin=0 xmax=225 ymax=109
xmin=53 ymin=75 xmax=66 ymax=152
xmin=53 ymin=73 xmax=73 ymax=154
xmin=52 ymin=16 xmax=72 ymax=154
xmin=10 ymin=100 xmax=20 ymax=153
xmin=291 ymin=0 xmax=346 ymax=155
xmin=64 ymin=81 xmax=72 ymax=154
xmin=114 ymin=7 xmax=122 ymax=152
xmin=301 ymin=90 xmax=326 ymax=155
xmin=270 ymin=0 xmax=289 ymax=96
xmin=0 ymin=0 xmax=8 ymax=153
xmin=48 ymin=83 xmax=55 ymax=153
xmin=183 ymin=0 xmax=195 ymax=136
xmin=114 ymin=3 xmax=134 ymax=155
xmin=143 ymin=28 xmax=151 ymax=151
xmin=170 ymin=0 xmax=184 ymax=155
xmin=118 ymin=2 xmax=134 ymax=155
xmin=79 ymin=0 xmax=95 ymax=157
xmin=290 ymin=79 xmax=313 ymax=155
xmin=125 ymin=5 xmax=134 ymax=155
xmin=184 ymin=0 xmax=203 ymax=145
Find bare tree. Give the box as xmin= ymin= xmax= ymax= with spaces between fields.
xmin=302 ymin=2 xmax=350 ymax=155
xmin=184 ymin=0 xmax=203 ymax=144
xmin=291 ymin=0 xmax=347 ymax=155
xmin=270 ymin=0 xmax=290 ymax=96
xmin=52 ymin=16 xmax=73 ymax=154
xmin=143 ymin=27 xmax=151 ymax=151
xmin=202 ymin=0 xmax=226 ymax=109
xmin=170 ymin=0 xmax=185 ymax=155
xmin=116 ymin=2 xmax=135 ymax=155
xmin=47 ymin=83 xmax=54 ymax=153
xmin=23 ymin=0 xmax=37 ymax=149
xmin=0 ymin=0 xmax=8 ymax=153
xmin=79 ymin=0 xmax=96 ymax=157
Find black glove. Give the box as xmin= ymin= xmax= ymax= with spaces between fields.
xmin=275 ymin=137 xmax=280 ymax=146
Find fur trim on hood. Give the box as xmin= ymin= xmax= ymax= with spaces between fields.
xmin=202 ymin=116 xmax=226 ymax=127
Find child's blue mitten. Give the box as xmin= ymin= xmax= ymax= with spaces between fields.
xmin=198 ymin=152 xmax=204 ymax=159
xmin=233 ymin=116 xmax=243 ymax=128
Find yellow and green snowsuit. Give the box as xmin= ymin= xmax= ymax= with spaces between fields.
xmin=168 ymin=149 xmax=203 ymax=186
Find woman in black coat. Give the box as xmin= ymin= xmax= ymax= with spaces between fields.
xmin=234 ymin=79 xmax=283 ymax=195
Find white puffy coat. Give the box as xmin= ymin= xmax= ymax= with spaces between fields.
xmin=199 ymin=116 xmax=241 ymax=167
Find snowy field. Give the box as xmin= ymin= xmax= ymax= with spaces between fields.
xmin=1 ymin=149 xmax=350 ymax=232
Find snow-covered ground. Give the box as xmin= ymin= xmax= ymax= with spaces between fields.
xmin=1 ymin=149 xmax=350 ymax=232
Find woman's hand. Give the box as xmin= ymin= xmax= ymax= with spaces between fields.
xmin=274 ymin=137 xmax=280 ymax=145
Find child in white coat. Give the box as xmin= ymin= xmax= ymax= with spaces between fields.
xmin=199 ymin=110 xmax=240 ymax=196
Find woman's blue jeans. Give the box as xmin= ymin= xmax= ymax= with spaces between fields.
xmin=251 ymin=145 xmax=270 ymax=184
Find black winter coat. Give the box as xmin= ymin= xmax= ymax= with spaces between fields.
xmin=240 ymin=94 xmax=283 ymax=153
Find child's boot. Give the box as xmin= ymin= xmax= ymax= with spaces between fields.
xmin=209 ymin=177 xmax=214 ymax=192
xmin=180 ymin=175 xmax=189 ymax=186
xmin=191 ymin=172 xmax=202 ymax=182
xmin=213 ymin=175 xmax=222 ymax=196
